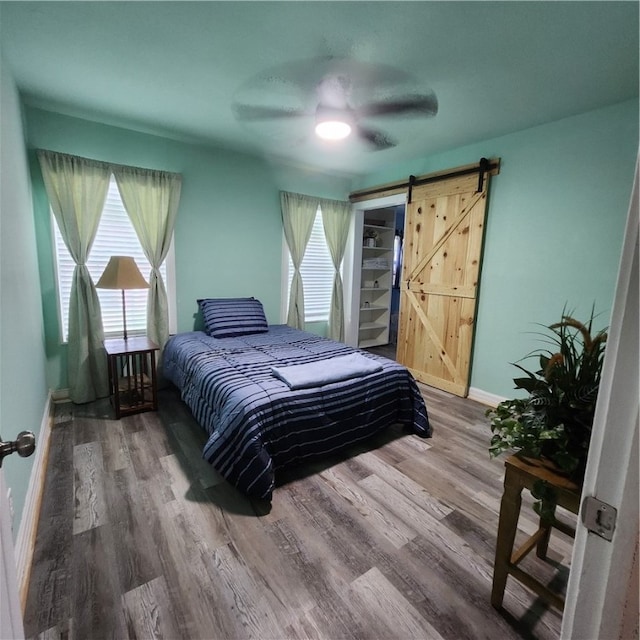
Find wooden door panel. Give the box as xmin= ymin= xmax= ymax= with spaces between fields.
xmin=405 ymin=189 xmax=486 ymax=288
xmin=412 ymin=173 xmax=479 ymax=199
xmin=398 ymin=293 xmax=475 ymax=395
xmin=397 ymin=172 xmax=489 ymax=397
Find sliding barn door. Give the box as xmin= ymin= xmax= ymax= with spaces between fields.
xmin=397 ymin=172 xmax=490 ymax=397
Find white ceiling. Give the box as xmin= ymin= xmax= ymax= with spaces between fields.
xmin=1 ymin=1 xmax=638 ymax=177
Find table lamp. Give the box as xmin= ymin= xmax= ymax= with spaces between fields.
xmin=96 ymin=256 xmax=149 ymax=340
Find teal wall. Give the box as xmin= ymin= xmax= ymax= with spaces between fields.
xmin=0 ymin=57 xmax=49 ymax=534
xmin=355 ymin=100 xmax=638 ymax=397
xmin=21 ymin=99 xmax=639 ymax=400
xmin=25 ymin=106 xmax=350 ymax=391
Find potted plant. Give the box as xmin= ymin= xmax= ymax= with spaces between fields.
xmin=487 ymin=309 xmax=608 ymax=522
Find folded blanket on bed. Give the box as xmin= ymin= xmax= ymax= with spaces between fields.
xmin=271 ymin=353 xmax=383 ymax=390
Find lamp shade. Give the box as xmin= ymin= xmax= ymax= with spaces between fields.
xmin=96 ymin=256 xmax=149 ymax=290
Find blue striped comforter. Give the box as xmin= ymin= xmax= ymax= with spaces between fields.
xmin=163 ymin=325 xmax=431 ymax=499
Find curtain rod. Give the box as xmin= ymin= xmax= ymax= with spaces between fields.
xmin=349 ymin=157 xmax=501 ymax=203
xmin=36 ymin=148 xmax=182 ymax=179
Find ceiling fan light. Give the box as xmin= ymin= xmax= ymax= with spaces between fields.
xmin=315 ymin=120 xmax=352 ymax=140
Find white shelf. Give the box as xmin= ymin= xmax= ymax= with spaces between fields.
xmin=359 ymin=322 xmax=388 ymax=331
xmin=358 ymin=337 xmax=390 ymax=349
xmin=364 ymin=223 xmax=394 ymax=231
xmin=357 ymin=208 xmax=396 ymax=348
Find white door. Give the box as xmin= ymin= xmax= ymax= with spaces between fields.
xmin=0 ymin=469 xmax=25 ymax=639
xmin=561 ymin=162 xmax=639 ymax=638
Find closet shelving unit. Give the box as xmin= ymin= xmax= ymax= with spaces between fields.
xmin=357 ymin=209 xmax=396 ymax=348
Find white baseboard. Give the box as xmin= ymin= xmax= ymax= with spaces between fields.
xmin=51 ymin=388 xmax=70 ymax=403
xmin=468 ymin=386 xmax=507 ymax=408
xmin=15 ymin=390 xmax=54 ymax=610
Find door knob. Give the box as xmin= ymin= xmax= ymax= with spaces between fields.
xmin=0 ymin=431 xmax=36 ymax=468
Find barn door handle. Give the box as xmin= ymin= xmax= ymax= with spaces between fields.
xmin=0 ymin=431 xmax=35 ymax=468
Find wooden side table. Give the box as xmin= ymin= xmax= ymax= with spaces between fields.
xmin=104 ymin=337 xmax=159 ymax=419
xmin=491 ymin=454 xmax=581 ymax=612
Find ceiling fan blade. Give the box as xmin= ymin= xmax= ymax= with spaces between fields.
xmin=258 ymin=57 xmax=414 ymax=94
xmin=356 ymin=125 xmax=396 ymax=151
xmin=233 ymin=104 xmax=308 ymax=121
xmin=356 ymin=92 xmax=438 ymax=118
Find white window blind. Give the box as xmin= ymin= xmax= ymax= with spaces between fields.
xmin=287 ymin=206 xmax=337 ymax=322
xmin=53 ymin=176 xmax=167 ymax=341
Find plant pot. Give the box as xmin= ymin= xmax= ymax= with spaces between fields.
xmin=513 ymin=453 xmax=583 ymax=488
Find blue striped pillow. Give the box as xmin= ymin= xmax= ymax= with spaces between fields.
xmin=198 ymin=298 xmax=268 ymax=338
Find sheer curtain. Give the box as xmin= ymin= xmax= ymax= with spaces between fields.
xmin=320 ymin=198 xmax=352 ymax=341
xmin=113 ymin=166 xmax=181 ymax=353
xmin=37 ymin=150 xmax=111 ymax=403
xmin=280 ymin=191 xmax=318 ymax=329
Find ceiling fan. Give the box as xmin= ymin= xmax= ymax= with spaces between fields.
xmin=232 ymin=57 xmax=438 ymax=151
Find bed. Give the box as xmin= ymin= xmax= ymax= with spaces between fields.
xmin=162 ymin=299 xmax=431 ymax=500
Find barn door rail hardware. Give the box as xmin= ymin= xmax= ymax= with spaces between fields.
xmin=407 ymin=157 xmax=495 ymax=203
xmin=349 ymin=157 xmax=501 ymax=204
xmin=408 ymin=174 xmax=417 ymax=204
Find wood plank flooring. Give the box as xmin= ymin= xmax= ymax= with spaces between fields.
xmin=24 ymin=383 xmax=573 ymax=640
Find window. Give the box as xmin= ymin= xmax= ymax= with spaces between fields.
xmin=53 ymin=176 xmax=168 ymax=341
xmin=286 ymin=206 xmax=336 ymax=322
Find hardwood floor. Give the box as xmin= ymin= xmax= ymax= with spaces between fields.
xmin=24 ymin=384 xmax=573 ymax=640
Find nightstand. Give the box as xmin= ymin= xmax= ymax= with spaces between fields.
xmin=104 ymin=336 xmax=159 ymax=419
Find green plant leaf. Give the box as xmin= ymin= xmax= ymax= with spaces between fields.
xmin=487 ymin=306 xmax=607 ymax=496
xmin=513 ymin=377 xmax=547 ymax=393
